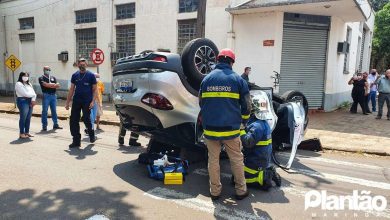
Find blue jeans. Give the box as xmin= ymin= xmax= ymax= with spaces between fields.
xmin=16 ymin=97 xmax=33 ymax=134
xmin=368 ymin=91 xmax=377 ymax=112
xmin=90 ymin=102 xmax=98 ymax=130
xmin=41 ymin=93 xmax=58 ymax=129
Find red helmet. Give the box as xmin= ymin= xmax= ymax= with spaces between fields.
xmin=217 ymin=48 xmax=235 ymax=63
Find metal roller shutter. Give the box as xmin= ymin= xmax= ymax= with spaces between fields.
xmin=279 ymin=15 xmax=329 ymax=109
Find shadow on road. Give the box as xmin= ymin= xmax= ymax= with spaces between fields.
xmin=0 ymin=187 xmax=139 ymax=219
xmin=9 ymin=138 xmax=33 ymax=145
xmin=113 ymin=158 xmax=286 ymax=219
xmin=117 ymin=145 xmax=145 ymax=155
xmin=64 ymin=144 xmax=97 ymax=160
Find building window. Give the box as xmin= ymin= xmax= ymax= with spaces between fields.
xmin=115 ymin=25 xmax=136 ymax=59
xmin=177 ymin=19 xmax=197 ymax=53
xmin=116 ymin=3 xmax=136 ymax=19
xmin=76 ymin=28 xmax=97 ymax=61
xmin=343 ymin=28 xmax=352 ymax=73
xmin=75 ymin=9 xmax=97 ymax=24
xmin=19 ymin=33 xmax=35 ymax=41
xmin=179 ymin=0 xmax=198 ymax=13
xmin=19 ymin=17 xmax=34 ymax=30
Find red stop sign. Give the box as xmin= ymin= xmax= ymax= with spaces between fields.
xmin=91 ymin=48 xmax=105 ymax=65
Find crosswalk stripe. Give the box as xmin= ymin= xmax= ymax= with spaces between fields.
xmin=144 ymin=187 xmax=269 ymax=220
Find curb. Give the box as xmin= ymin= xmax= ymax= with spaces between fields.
xmin=322 ymin=146 xmax=390 ymax=157
xmin=0 ymin=109 xmax=120 ymax=126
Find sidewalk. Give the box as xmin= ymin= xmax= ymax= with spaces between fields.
xmin=0 ymin=96 xmax=119 ymax=125
xmin=0 ymin=95 xmax=389 ymax=156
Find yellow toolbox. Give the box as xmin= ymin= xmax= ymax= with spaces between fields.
xmin=164 ymin=173 xmax=184 ymax=185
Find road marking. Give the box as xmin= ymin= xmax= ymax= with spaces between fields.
xmin=292 ymin=168 xmax=390 ymax=190
xmin=193 ymin=168 xmax=390 ymax=219
xmin=279 ymin=153 xmax=384 ymax=170
xmin=85 ymin=215 xmax=110 ymax=220
xmin=144 ymin=187 xmax=269 ymax=220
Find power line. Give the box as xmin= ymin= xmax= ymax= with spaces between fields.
xmin=3 ymin=0 xmax=65 ymax=17
xmin=1 ymin=0 xmax=43 ymax=9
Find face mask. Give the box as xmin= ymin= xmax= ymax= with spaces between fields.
xmin=79 ymin=66 xmax=86 ymax=71
xmin=371 ymin=72 xmax=376 ymax=75
xmin=44 ymin=70 xmax=51 ymax=75
xmin=22 ymin=76 xmax=29 ymax=82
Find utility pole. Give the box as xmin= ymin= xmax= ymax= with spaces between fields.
xmin=196 ymin=0 xmax=207 ymax=38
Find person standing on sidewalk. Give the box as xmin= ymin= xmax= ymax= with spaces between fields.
xmin=38 ymin=66 xmax=62 ymax=131
xmin=199 ymin=48 xmax=251 ymax=201
xmin=348 ymin=72 xmax=369 ymax=115
xmin=65 ymin=58 xmax=97 ymax=148
xmin=363 ymin=72 xmax=371 ymax=113
xmin=375 ymin=69 xmax=390 ymax=120
xmin=15 ymin=72 xmax=36 ymax=139
xmin=95 ymin=74 xmax=104 ymax=130
xmin=368 ymin=69 xmax=378 ymax=112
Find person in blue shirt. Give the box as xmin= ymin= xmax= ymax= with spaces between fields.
xmin=239 ymin=93 xmax=281 ymax=190
xmin=65 ymin=58 xmax=97 ymax=148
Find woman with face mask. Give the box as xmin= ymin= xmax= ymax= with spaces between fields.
xmin=348 ymin=72 xmax=369 ymax=115
xmin=15 ymin=72 xmax=37 ymax=139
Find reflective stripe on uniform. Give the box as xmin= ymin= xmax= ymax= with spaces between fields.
xmin=244 ymin=166 xmax=264 ymax=185
xmin=256 ymin=139 xmax=272 ymax=146
xmin=201 ymin=92 xmax=240 ymax=99
xmin=244 ymin=166 xmax=258 ymax=174
xmin=240 ymin=130 xmax=246 ymax=136
xmin=241 ymin=114 xmax=250 ymax=120
xmin=203 ymin=129 xmax=240 ymax=137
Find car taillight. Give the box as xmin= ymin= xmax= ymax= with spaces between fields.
xmin=141 ymin=93 xmax=173 ymax=110
xmin=153 ymin=56 xmax=167 ymax=62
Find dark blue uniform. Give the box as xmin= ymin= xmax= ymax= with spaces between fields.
xmin=199 ymin=63 xmax=251 ymax=140
xmin=240 ymin=116 xmax=273 ymax=188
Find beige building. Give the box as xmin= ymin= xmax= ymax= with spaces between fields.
xmin=0 ymin=0 xmax=374 ymax=111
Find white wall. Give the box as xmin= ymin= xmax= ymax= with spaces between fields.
xmin=232 ymin=11 xmax=284 ymax=90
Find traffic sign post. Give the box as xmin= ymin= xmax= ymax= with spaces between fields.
xmin=5 ymin=55 xmax=22 ymax=108
xmin=90 ymin=48 xmax=105 ymax=74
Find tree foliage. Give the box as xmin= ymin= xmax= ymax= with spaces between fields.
xmin=369 ymin=0 xmax=389 ymax=11
xmin=371 ymin=2 xmax=390 ymax=71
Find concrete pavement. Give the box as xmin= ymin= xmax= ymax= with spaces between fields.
xmin=0 ymin=95 xmax=389 ymax=156
xmin=0 ymin=113 xmax=389 ymax=219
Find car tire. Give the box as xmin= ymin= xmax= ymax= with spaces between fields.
xmin=181 ymin=38 xmax=219 ymax=91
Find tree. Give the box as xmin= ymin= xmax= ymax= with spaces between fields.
xmin=369 ymin=0 xmax=389 ymax=11
xmin=371 ymin=2 xmax=390 ymax=71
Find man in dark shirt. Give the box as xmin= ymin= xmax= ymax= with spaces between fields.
xmin=39 ymin=66 xmax=62 ymax=131
xmin=65 ymin=58 xmax=97 ymax=148
xmin=241 ymin=67 xmax=251 ymax=83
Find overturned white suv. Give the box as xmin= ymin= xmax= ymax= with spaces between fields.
xmin=112 ymin=38 xmax=308 ymax=168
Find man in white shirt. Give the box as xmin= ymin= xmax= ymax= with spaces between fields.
xmin=367 ymin=69 xmax=378 ymax=112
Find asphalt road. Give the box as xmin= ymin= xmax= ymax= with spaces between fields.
xmin=0 ymin=113 xmax=389 ymax=220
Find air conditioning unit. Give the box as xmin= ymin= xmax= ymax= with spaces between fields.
xmin=337 ymin=41 xmax=350 ymax=54
xmin=58 ymin=51 xmax=69 ymax=62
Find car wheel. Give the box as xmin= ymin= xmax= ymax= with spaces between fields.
xmin=281 ymin=90 xmax=309 ymax=131
xmin=181 ymin=38 xmax=219 ymax=91
xmin=281 ymin=90 xmax=309 ymax=118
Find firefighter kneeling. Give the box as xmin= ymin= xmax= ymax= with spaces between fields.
xmin=237 ymin=93 xmax=282 ymax=190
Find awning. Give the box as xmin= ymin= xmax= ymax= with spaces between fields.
xmin=227 ymin=0 xmax=373 ymax=22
